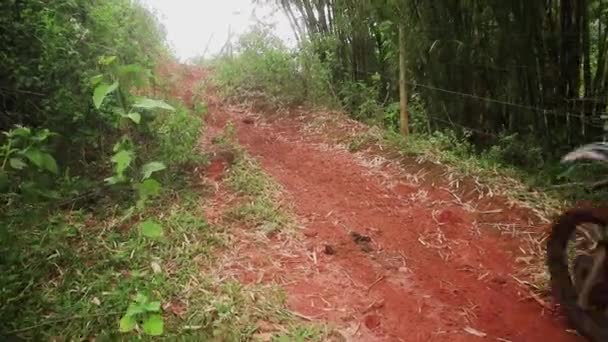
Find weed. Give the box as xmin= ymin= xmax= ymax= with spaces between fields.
xmin=226 ymin=156 xmax=291 ymax=235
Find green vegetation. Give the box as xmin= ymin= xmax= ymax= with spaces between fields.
xmin=227 ymin=156 xmax=292 ymax=236
xmin=210 ymin=26 xmax=336 ymax=109
xmin=208 ymin=1 xmax=608 ymax=205
xmin=0 ymin=1 xmax=326 ymax=340
xmin=6 ymin=0 xmax=608 ymax=339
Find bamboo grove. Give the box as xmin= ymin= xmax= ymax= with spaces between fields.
xmin=265 ymin=0 xmax=608 ymax=155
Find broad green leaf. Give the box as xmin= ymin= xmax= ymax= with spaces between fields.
xmin=141 ymin=162 xmax=166 ymax=180
xmin=125 ymin=302 xmax=145 ymax=317
xmin=145 ymin=301 xmax=161 ymax=312
xmin=9 ymin=158 xmax=27 ymax=170
xmin=0 ymin=171 xmax=8 ymax=192
xmin=119 ymin=315 xmax=137 ymax=332
xmin=139 ymin=220 xmax=163 ymax=239
xmin=125 ymin=112 xmax=141 ymax=124
xmin=111 ymin=150 xmax=132 ymax=176
xmin=90 ymin=74 xmax=104 ymax=86
xmin=93 ymin=81 xmax=119 ymax=109
xmin=8 ymin=127 xmax=31 ymax=138
xmin=133 ymin=98 xmax=175 ymax=111
xmin=23 ymin=149 xmax=58 ymax=174
xmin=138 ymin=179 xmax=161 ymax=197
xmin=137 ymin=179 xmax=162 ymax=208
xmin=142 ymin=315 xmax=164 ymax=336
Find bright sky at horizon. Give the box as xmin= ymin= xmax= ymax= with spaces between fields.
xmin=140 ymin=0 xmax=296 ymax=61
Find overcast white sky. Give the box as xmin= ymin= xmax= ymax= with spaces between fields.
xmin=140 ymin=0 xmax=295 ymax=61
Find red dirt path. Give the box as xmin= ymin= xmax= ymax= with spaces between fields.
xmin=181 ymin=64 xmax=583 ymax=341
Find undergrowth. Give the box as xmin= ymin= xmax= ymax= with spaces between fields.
xmin=208 ymin=25 xmax=335 ymax=110
xmin=226 ymin=156 xmax=292 ymax=236
xmin=0 ymin=110 xmax=326 ymax=341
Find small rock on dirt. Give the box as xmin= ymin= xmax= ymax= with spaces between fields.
xmin=363 ymin=314 xmax=382 ymax=330
xmin=350 ymin=232 xmax=373 ymax=252
xmin=492 ymin=275 xmax=508 ymax=285
xmin=242 ymin=117 xmax=255 ymax=125
xmin=304 ymin=230 xmax=318 ymax=238
xmin=324 ymin=244 xmax=336 ymax=255
xmin=350 ymin=232 xmax=371 ymax=243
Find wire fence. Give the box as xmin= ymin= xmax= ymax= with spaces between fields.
xmin=336 ymin=63 xmax=608 ymax=140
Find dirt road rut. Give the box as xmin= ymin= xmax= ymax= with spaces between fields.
xmin=203 ymin=99 xmax=581 ymax=341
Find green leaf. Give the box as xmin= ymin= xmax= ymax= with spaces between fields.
xmin=31 ymin=129 xmax=55 ymax=142
xmin=119 ymin=315 xmax=137 ymax=332
xmin=125 ymin=302 xmax=145 ymax=317
xmin=135 ymin=293 xmax=149 ymax=304
xmin=125 ymin=112 xmax=141 ymax=124
xmin=142 ymin=314 xmax=164 ymax=336
xmin=137 ymin=179 xmax=162 ymax=208
xmin=141 ymin=162 xmax=166 ymax=180
xmin=111 ymin=150 xmax=132 ymax=176
xmin=145 ymin=301 xmax=161 ymax=312
xmin=8 ymin=127 xmax=31 ymax=138
xmin=93 ymin=81 xmax=119 ymax=109
xmin=90 ymin=74 xmax=104 ymax=86
xmin=9 ymin=158 xmax=27 ymax=170
xmin=133 ymin=98 xmax=175 ymax=111
xmin=138 ymin=179 xmax=161 ymax=197
xmin=139 ymin=220 xmax=163 ymax=239
xmin=23 ymin=149 xmax=58 ymax=174
xmin=99 ymin=55 xmax=117 ymax=66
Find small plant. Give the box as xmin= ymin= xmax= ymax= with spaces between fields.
xmin=92 ymin=56 xmax=173 ymax=208
xmin=119 ymin=293 xmax=164 ymax=336
xmin=0 ymin=127 xmax=59 ymax=198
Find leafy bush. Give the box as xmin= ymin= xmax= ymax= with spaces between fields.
xmin=150 ymin=103 xmax=204 ymax=168
xmin=0 ymin=0 xmax=167 ymax=172
xmin=210 ymin=26 xmax=335 ymax=108
xmin=483 ymin=133 xmax=545 ymax=169
xmin=337 ymin=73 xmax=387 ymax=125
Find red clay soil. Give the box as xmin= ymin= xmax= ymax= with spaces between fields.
xmin=182 ymin=65 xmax=582 ymax=341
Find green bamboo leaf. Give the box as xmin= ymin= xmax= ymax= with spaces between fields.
xmin=93 ymin=81 xmax=119 ymax=109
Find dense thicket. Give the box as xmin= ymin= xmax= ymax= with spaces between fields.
xmin=0 ymin=2 xmax=211 ymax=338
xmin=0 ymin=0 xmax=167 ymax=165
xmin=0 ymin=0 xmax=176 ymax=202
xmin=267 ymin=0 xmax=608 ymax=158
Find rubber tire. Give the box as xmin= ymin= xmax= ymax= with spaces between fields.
xmin=547 ymin=208 xmax=608 ymax=342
